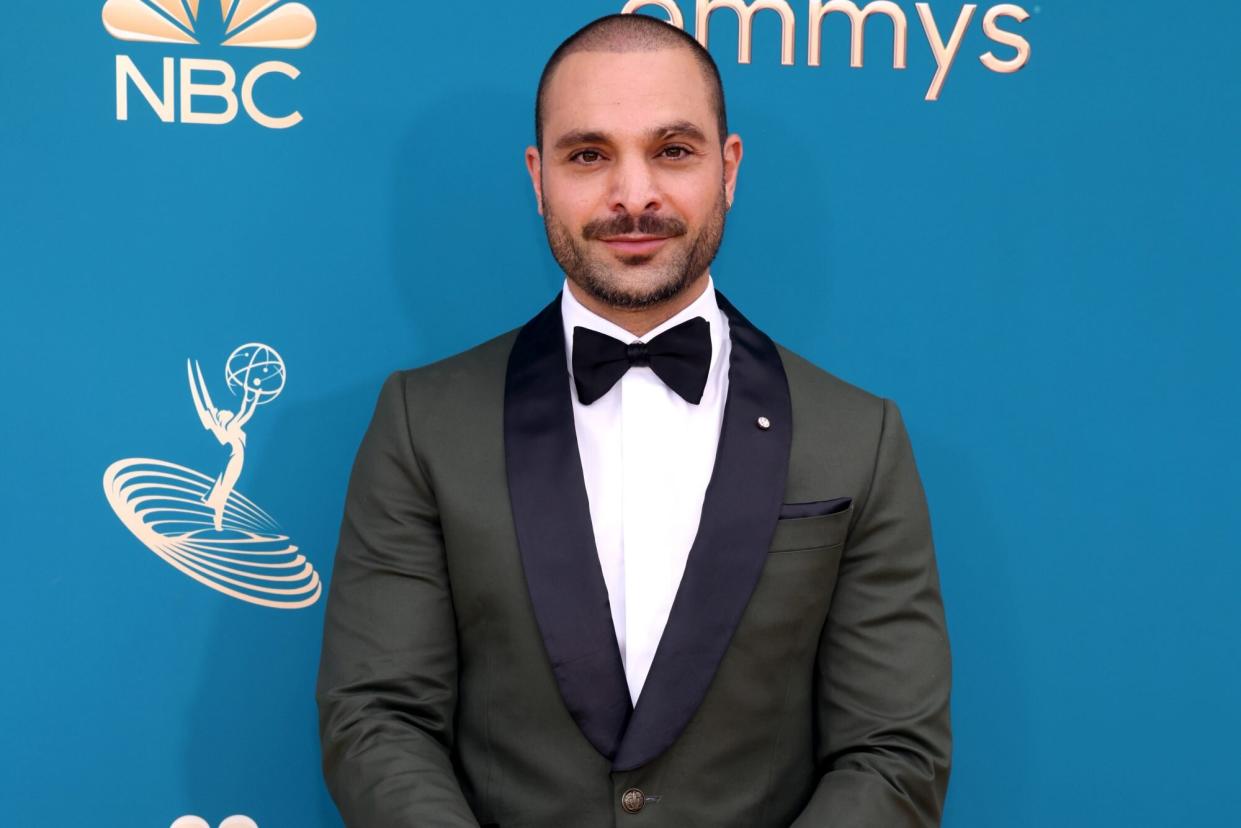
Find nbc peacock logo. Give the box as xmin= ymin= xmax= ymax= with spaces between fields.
xmin=104 ymin=1 xmax=317 ymax=128
xmin=102 ymin=0 xmax=316 ymax=49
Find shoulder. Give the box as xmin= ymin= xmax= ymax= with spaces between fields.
xmin=772 ymin=338 xmax=886 ymax=419
xmin=372 ymin=324 xmax=522 ymax=426
xmin=769 ymin=337 xmax=911 ymax=466
xmin=399 ymin=325 xmax=521 ymax=390
xmin=717 ymin=285 xmax=888 ymax=429
xmin=769 ymin=339 xmax=909 ymax=498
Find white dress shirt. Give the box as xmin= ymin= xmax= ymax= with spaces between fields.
xmin=560 ymin=274 xmax=731 ymax=704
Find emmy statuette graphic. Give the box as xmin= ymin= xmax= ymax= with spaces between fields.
xmin=103 ymin=343 xmax=320 ymax=609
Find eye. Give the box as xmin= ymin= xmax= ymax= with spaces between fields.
xmin=570 ymin=149 xmax=604 ymax=164
xmin=660 ymin=145 xmax=694 ymax=160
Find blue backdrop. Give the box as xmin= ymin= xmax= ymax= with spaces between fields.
xmin=2 ymin=1 xmax=1238 ymax=826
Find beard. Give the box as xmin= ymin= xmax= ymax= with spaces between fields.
xmin=541 ymin=184 xmax=728 ymax=310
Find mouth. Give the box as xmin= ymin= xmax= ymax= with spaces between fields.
xmin=598 ymin=235 xmax=671 ymax=256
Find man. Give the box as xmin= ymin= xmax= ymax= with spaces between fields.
xmin=316 ymin=12 xmax=951 ymax=827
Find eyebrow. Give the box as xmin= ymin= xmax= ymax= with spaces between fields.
xmin=552 ymin=120 xmax=709 ymax=152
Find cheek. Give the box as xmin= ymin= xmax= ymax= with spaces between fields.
xmin=545 ymin=180 xmax=603 ymax=222
xmin=667 ymin=184 xmax=719 ymax=225
xmin=665 ymin=163 xmax=723 ymax=209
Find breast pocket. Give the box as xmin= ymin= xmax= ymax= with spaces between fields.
xmin=730 ymin=504 xmax=854 ymax=668
xmin=767 ymin=504 xmax=853 ymax=554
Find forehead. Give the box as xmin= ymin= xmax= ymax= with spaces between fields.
xmin=542 ymin=49 xmax=714 ymax=141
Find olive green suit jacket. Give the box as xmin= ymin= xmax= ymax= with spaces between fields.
xmin=316 ymin=288 xmax=952 ymax=827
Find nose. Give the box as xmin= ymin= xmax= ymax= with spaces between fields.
xmin=607 ymin=152 xmax=662 ymax=216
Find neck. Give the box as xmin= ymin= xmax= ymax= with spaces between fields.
xmin=567 ymin=272 xmax=711 ymax=338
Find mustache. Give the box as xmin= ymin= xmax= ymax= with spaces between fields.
xmin=581 ymin=213 xmax=687 ymax=240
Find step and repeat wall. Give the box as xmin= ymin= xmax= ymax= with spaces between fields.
xmin=2 ymin=2 xmax=1237 ymax=826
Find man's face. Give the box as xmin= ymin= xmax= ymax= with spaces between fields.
xmin=526 ymin=48 xmax=743 ymax=310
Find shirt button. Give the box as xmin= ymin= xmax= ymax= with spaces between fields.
xmin=621 ymin=787 xmax=645 ymax=813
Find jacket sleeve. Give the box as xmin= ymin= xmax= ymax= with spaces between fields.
xmin=315 ymin=370 xmax=479 ymax=827
xmin=790 ymin=398 xmax=953 ymax=827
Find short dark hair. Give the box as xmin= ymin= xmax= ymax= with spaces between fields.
xmin=534 ymin=13 xmax=729 ymax=154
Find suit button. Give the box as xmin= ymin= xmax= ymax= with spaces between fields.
xmin=621 ymin=787 xmax=645 ymax=813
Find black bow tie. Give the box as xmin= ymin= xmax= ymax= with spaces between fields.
xmin=572 ymin=316 xmax=712 ymax=405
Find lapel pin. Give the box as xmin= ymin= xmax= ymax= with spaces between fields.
xmin=756 ymin=416 xmax=771 ymax=430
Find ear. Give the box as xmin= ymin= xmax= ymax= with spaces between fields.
xmin=722 ymin=133 xmax=743 ymax=209
xmin=524 ymin=145 xmax=544 ymax=216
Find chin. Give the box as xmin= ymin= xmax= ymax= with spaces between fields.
xmin=594 ymin=269 xmax=693 ymax=307
xmin=613 ymin=252 xmax=659 ymax=267
xmin=603 ymin=267 xmax=672 ymax=291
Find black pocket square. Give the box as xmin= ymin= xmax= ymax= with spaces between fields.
xmin=778 ymin=496 xmax=852 ymax=519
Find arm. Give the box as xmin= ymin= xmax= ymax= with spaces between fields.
xmin=187 ymin=359 xmax=223 ymax=440
xmin=315 ymin=370 xmax=479 ymax=827
xmin=234 ymin=384 xmax=260 ymax=428
xmin=791 ymin=398 xmax=952 ymax=827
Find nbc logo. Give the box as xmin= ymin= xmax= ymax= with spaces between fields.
xmin=103 ymin=0 xmax=317 ymax=128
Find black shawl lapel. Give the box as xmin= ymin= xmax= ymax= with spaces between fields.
xmin=611 ymin=288 xmax=792 ymax=771
xmin=504 ymin=291 xmax=632 ymax=760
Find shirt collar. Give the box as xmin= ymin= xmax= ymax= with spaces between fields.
xmin=560 ymin=274 xmax=726 ymax=382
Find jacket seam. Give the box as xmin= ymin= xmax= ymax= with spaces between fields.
xmin=397 ymin=369 xmax=488 ymax=809
xmin=849 ymin=396 xmax=890 ymax=536
xmin=758 ymin=634 xmax=802 ymax=825
xmin=396 ymin=369 xmax=436 ymax=505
